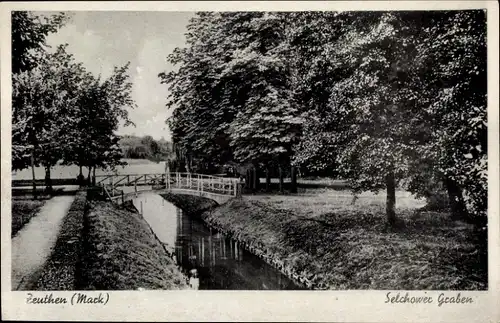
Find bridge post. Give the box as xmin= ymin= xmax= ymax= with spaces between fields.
xmin=111 ymin=176 xmax=114 ymax=197
xmin=121 ymin=190 xmax=124 ymax=204
xmin=165 ymin=162 xmax=169 ymax=189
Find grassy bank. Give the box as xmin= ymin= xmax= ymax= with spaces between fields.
xmin=200 ymin=188 xmax=487 ymax=290
xmin=35 ymin=190 xmax=87 ymax=290
xmin=160 ymin=192 xmax=218 ymax=216
xmin=79 ymin=200 xmax=188 ymax=290
xmin=11 ymin=198 xmax=48 ymax=237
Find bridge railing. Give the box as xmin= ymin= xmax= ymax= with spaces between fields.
xmin=95 ymin=173 xmax=166 ymax=187
xmin=95 ymin=172 xmax=240 ymax=204
xmin=168 ymin=172 xmax=239 ymax=196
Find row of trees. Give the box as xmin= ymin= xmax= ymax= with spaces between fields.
xmin=119 ymin=135 xmax=173 ymax=161
xmin=160 ymin=11 xmax=486 ymax=224
xmin=12 ymin=11 xmax=136 ymax=193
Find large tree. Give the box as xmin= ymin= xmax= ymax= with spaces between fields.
xmin=222 ymin=13 xmax=303 ymax=192
xmin=12 ymin=45 xmax=86 ymax=192
xmin=160 ymin=12 xmax=235 ymax=172
xmin=160 ymin=12 xmax=304 ymax=191
xmin=293 ymin=11 xmax=487 ymax=224
xmin=12 ymin=11 xmax=70 ymax=195
xmin=408 ymin=10 xmax=487 ymax=222
xmin=62 ymin=63 xmax=136 ymax=182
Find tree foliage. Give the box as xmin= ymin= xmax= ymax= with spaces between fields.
xmin=62 ymin=63 xmax=137 ymax=174
xmin=12 ymin=12 xmax=137 ymax=188
xmin=12 ymin=11 xmax=69 ymax=74
xmin=12 ymin=45 xmax=81 ymax=170
xmin=119 ymin=135 xmax=173 ymax=161
xmin=160 ymin=12 xmax=303 ymax=168
xmin=162 ymin=10 xmax=486 ymax=223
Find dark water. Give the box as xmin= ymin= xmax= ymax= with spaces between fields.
xmin=133 ymin=192 xmax=301 ymax=290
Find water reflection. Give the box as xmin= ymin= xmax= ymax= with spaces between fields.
xmin=133 ymin=192 xmax=300 ymax=290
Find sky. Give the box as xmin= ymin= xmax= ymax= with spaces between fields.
xmin=43 ymin=11 xmax=194 ymax=141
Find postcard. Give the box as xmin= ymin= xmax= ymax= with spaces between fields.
xmin=1 ymin=1 xmax=499 ymax=322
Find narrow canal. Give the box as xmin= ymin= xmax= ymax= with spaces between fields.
xmin=132 ymin=192 xmax=301 ymax=290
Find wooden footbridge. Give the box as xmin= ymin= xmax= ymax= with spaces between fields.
xmin=95 ymin=172 xmax=241 ymax=205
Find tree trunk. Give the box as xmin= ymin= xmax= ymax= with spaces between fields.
xmin=31 ymin=150 xmax=37 ymax=200
xmin=249 ymin=168 xmax=254 ymax=191
xmin=179 ymin=161 xmax=186 ymax=173
xmin=92 ymin=167 xmax=96 ymax=185
xmin=290 ymin=165 xmax=297 ymax=193
xmin=278 ymin=165 xmax=284 ymax=194
xmin=252 ymin=165 xmax=259 ymax=191
xmin=185 ymin=155 xmax=191 ymax=173
xmin=246 ymin=169 xmax=251 ymax=191
xmin=87 ymin=167 xmax=92 ymax=185
xmin=265 ymin=165 xmax=271 ymax=192
xmin=44 ymin=165 xmax=53 ymax=194
xmin=386 ymin=170 xmax=396 ymax=226
xmin=444 ymin=177 xmax=468 ymax=220
xmin=77 ymin=165 xmax=84 ymax=186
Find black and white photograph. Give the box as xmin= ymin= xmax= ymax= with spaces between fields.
xmin=1 ymin=1 xmax=499 ymax=322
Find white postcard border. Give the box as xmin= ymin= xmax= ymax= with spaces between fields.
xmin=1 ymin=1 xmax=498 ymax=322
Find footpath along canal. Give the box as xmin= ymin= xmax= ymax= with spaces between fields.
xmin=12 ymin=195 xmax=76 ymax=290
xmin=132 ymin=192 xmax=302 ymax=290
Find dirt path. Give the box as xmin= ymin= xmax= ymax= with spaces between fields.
xmin=11 ymin=195 xmax=76 ymax=290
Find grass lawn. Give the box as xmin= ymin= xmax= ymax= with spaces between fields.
xmin=11 ymin=198 xmax=49 ymax=238
xmin=204 ymin=188 xmax=487 ymax=290
xmin=258 ymin=177 xmax=348 ymax=186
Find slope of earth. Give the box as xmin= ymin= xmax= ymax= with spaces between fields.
xmin=78 ymin=200 xmax=188 ymax=290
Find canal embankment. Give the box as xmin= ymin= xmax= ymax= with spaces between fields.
xmin=162 ymin=190 xmax=487 ymax=290
xmin=161 ymin=192 xmax=313 ymax=289
xmin=160 ymin=192 xmax=218 ymax=217
xmin=78 ymin=199 xmax=188 ymax=290
xmin=202 ymin=198 xmax=319 ymax=289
